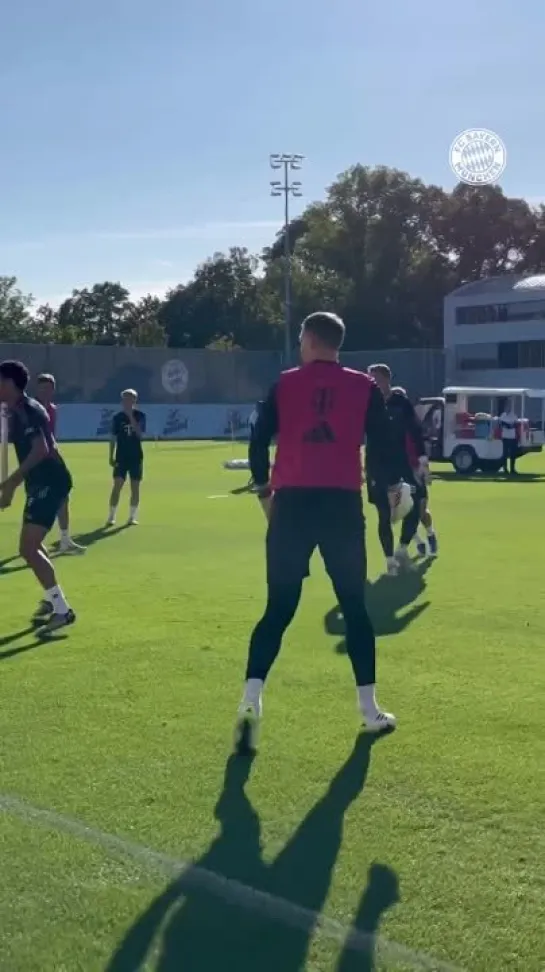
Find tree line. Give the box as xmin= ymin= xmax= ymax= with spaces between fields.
xmin=2 ymin=166 xmax=545 ymax=351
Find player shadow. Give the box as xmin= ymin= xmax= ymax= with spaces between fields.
xmin=0 ymin=525 xmax=129 ymax=575
xmin=69 ymin=523 xmax=130 ymax=548
xmin=0 ymin=625 xmax=68 ymax=661
xmin=105 ymin=735 xmax=398 ymax=972
xmin=326 ymin=559 xmax=433 ymax=651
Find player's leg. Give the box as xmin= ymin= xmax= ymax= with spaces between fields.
xmin=22 ymin=491 xmax=76 ymax=633
xmin=501 ymin=440 xmax=509 ymax=474
xmin=128 ymin=463 xmax=142 ymax=524
xmin=509 ymin=440 xmax=517 ymax=475
xmin=108 ymin=466 xmax=126 ymax=525
xmin=57 ymin=498 xmax=85 ymax=554
xmin=377 ymin=493 xmax=397 ymax=577
xmin=236 ymin=491 xmax=314 ymax=752
xmin=414 ymin=483 xmax=437 ymax=557
xmin=318 ymin=492 xmax=395 ymax=733
xmin=367 ymin=479 xmax=396 ymax=575
xmin=395 ymin=475 xmax=420 ymax=568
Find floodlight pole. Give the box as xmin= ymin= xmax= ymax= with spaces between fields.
xmin=270 ymin=153 xmax=304 ymax=365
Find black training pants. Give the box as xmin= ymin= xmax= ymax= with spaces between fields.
xmin=245 ymin=489 xmax=376 ymax=687
xmin=502 ymin=439 xmax=517 ymax=474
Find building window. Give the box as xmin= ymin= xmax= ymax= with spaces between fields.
xmin=497 ymin=340 xmax=545 ymax=369
xmin=497 ymin=342 xmax=519 ymax=368
xmin=455 ymin=299 xmax=545 ymax=326
xmin=456 ymin=343 xmax=498 ymax=370
xmin=456 ymin=340 xmax=545 ymax=370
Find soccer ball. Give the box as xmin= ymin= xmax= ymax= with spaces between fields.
xmin=390 ymin=481 xmax=414 ymax=523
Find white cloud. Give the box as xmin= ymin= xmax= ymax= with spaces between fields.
xmin=3 ymin=221 xmax=279 ymax=251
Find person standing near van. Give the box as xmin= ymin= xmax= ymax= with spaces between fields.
xmin=499 ymin=399 xmax=518 ymax=475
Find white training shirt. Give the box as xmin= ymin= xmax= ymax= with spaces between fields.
xmin=499 ymin=410 xmax=517 ymax=439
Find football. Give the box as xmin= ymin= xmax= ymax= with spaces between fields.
xmin=390 ymin=480 xmax=414 ymax=523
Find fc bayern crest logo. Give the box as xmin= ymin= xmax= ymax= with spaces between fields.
xmin=449 ymin=129 xmax=506 ymax=186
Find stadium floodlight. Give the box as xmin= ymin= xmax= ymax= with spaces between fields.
xmin=269 ymin=153 xmax=305 ymax=365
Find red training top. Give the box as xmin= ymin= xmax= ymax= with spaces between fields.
xmin=44 ymin=402 xmax=57 ymax=436
xmin=249 ymin=360 xmax=402 ymax=492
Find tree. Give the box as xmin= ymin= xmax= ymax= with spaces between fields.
xmin=57 ymin=282 xmax=132 ymax=345
xmin=0 ymin=276 xmax=33 ymax=342
xmin=123 ymin=295 xmax=167 ymax=346
xmin=159 ymin=248 xmax=281 ymax=349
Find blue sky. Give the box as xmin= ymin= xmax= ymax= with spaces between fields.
xmin=1 ymin=0 xmax=543 ymax=308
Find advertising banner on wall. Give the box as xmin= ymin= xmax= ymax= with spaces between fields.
xmin=56 ymin=403 xmax=254 ymax=441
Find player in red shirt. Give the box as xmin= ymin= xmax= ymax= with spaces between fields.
xmin=36 ymin=374 xmax=85 ymax=555
xmin=236 ymin=312 xmax=403 ymax=751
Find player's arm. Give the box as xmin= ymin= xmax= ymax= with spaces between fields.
xmin=249 ymin=385 xmax=279 ymax=520
xmin=364 ymin=384 xmax=403 ymax=500
xmin=400 ymin=394 xmax=429 ymax=478
xmin=0 ymin=416 xmax=48 ymax=500
xmin=400 ymin=395 xmax=426 ymax=456
xmin=109 ymin=417 xmax=117 ymax=466
xmin=130 ymin=410 xmax=146 ymax=437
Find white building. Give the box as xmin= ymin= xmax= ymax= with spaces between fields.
xmin=444 ymin=274 xmax=545 ymax=396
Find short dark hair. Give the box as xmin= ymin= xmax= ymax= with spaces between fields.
xmin=301 ymin=312 xmax=345 ymax=350
xmin=37 ymin=373 xmax=56 ymax=388
xmin=368 ymin=363 xmax=392 ymax=380
xmin=0 ymin=360 xmax=30 ymax=391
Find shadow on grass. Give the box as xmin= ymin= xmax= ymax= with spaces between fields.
xmin=0 ymin=625 xmax=68 ymax=661
xmin=326 ymin=559 xmax=433 ymax=652
xmin=0 ymin=524 xmax=130 ymax=576
xmin=433 ymin=471 xmax=544 ymax=484
xmin=106 ymin=735 xmax=398 ymax=972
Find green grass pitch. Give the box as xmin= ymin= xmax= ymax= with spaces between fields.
xmin=0 ymin=442 xmax=544 ymax=971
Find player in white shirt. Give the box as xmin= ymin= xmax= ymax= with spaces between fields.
xmin=499 ymin=400 xmax=518 ymax=475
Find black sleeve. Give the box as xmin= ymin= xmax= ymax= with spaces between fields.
xmin=22 ymin=404 xmax=48 ymax=444
xmin=364 ymin=385 xmax=402 ymax=488
xmin=111 ymin=413 xmax=119 ymax=436
xmin=401 ymin=395 xmax=426 ymax=456
xmin=138 ymin=411 xmax=146 ymax=433
xmin=248 ymin=383 xmax=279 ymax=486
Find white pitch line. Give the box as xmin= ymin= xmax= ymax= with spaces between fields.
xmin=0 ymin=793 xmax=463 ymax=972
xmin=207 ymin=494 xmax=229 ymax=499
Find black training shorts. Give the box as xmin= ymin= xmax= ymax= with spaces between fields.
xmin=368 ymin=469 xmax=427 ymax=510
xmin=266 ymin=488 xmax=367 ymax=590
xmin=23 ymin=472 xmax=73 ymax=532
xmin=113 ymin=458 xmax=143 ymax=482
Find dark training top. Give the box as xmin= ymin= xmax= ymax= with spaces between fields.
xmin=249 ymin=361 xmax=401 ymax=492
xmin=111 ymin=410 xmax=146 ymax=461
xmin=8 ymin=395 xmax=70 ymax=491
xmin=384 ymin=389 xmax=426 ymax=470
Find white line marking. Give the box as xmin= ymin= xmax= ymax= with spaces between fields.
xmin=207 ymin=494 xmax=229 ymax=499
xmin=0 ymin=793 xmax=463 ymax=971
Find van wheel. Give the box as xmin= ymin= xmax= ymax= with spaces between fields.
xmin=452 ymin=446 xmax=477 ymax=475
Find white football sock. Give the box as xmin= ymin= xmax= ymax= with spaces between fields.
xmin=358 ymin=684 xmax=380 ymax=718
xmin=426 ymin=526 xmax=435 ymax=536
xmin=109 ymin=506 xmax=117 ymax=518
xmin=45 ymin=585 xmax=70 ymax=614
xmin=130 ymin=506 xmax=138 ymax=518
xmin=60 ymin=529 xmax=69 ymax=542
xmin=242 ymin=678 xmax=263 ymax=713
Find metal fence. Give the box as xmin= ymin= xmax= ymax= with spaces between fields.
xmin=0 ymin=344 xmax=445 ymax=403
